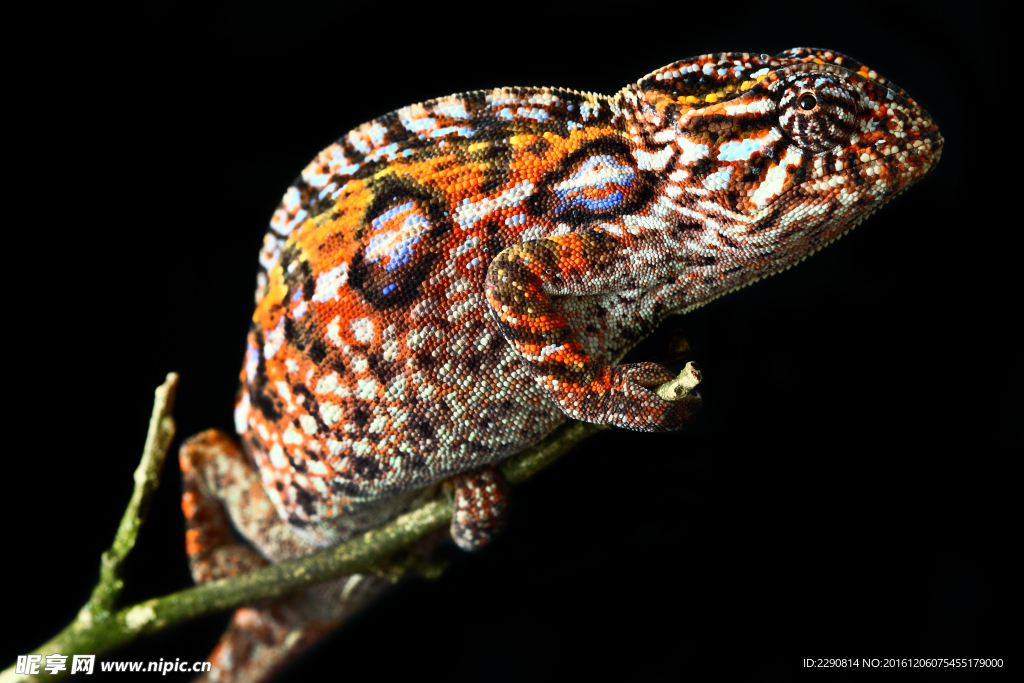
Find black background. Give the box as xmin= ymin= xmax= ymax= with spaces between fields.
xmin=6 ymin=1 xmax=1017 ymax=680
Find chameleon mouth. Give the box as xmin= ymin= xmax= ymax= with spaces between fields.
xmin=672 ymin=183 xmax=915 ymax=319
xmin=784 ymin=177 xmax=930 ymax=270
xmin=809 ymin=135 xmax=942 ymax=187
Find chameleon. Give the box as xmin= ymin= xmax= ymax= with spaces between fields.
xmin=179 ymin=47 xmax=941 ymax=680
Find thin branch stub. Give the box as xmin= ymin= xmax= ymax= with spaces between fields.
xmin=654 ymin=361 xmax=702 ymax=401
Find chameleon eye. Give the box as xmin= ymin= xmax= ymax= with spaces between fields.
xmin=776 ymin=73 xmax=859 ymax=154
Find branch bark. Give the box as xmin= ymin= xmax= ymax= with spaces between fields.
xmin=2 ymin=363 xmax=700 ymax=682
xmin=88 ymin=373 xmax=179 ymax=618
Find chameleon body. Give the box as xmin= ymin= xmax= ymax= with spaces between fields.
xmin=180 ymin=48 xmax=941 ymax=680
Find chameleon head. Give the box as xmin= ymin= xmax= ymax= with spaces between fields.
xmin=626 ymin=48 xmax=943 ymax=303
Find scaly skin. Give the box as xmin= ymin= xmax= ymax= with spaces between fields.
xmin=181 ymin=48 xmax=941 ymax=681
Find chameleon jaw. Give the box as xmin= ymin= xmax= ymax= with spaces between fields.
xmin=670 ymin=191 xmax=900 ymax=320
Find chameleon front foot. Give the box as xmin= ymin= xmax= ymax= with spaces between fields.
xmin=595 ymin=361 xmax=703 ymax=432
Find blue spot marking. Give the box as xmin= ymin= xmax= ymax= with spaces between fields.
xmin=435 ymin=101 xmax=469 ymax=119
xmin=280 ymin=209 xmax=307 ymax=235
xmin=518 ymin=107 xmax=548 ymax=122
xmin=553 ymin=155 xmax=634 ymax=215
xmin=245 ymin=342 xmax=259 ymax=384
xmin=558 ymin=191 xmax=625 ymax=213
xmin=366 ymin=206 xmax=432 ymax=272
xmin=430 ymin=125 xmax=474 ymax=139
xmin=382 ymin=283 xmax=397 ymax=295
xmin=371 ymin=201 xmax=416 ymax=231
xmin=404 ymin=117 xmax=437 ymax=132
xmin=405 ymin=214 xmax=429 ymax=228
xmin=367 ymin=142 xmax=399 ymax=162
xmin=717 ymin=137 xmax=764 ymax=162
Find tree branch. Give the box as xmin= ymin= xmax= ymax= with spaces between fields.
xmin=2 ymin=363 xmax=700 ymax=682
xmin=88 ymin=373 xmax=179 ymax=618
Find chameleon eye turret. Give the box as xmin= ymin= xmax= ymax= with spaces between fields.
xmin=626 ymin=49 xmax=941 ymax=303
xmin=777 ymin=71 xmax=860 ymax=153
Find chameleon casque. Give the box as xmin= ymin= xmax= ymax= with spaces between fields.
xmin=180 ymin=48 xmax=941 ymax=680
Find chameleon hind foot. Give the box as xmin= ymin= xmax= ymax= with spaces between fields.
xmin=448 ymin=465 xmax=509 ymax=551
xmin=180 ymin=431 xmax=383 ymax=682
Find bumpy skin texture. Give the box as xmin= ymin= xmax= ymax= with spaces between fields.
xmin=183 ymin=48 xmax=941 ymax=681
xmin=235 ymin=47 xmax=941 ymax=540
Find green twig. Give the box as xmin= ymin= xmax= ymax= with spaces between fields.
xmin=2 ymin=363 xmax=700 ymax=682
xmin=88 ymin=373 xmax=179 ymax=619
